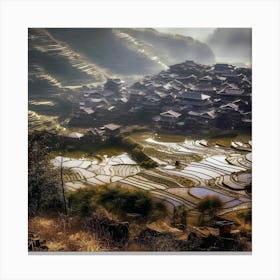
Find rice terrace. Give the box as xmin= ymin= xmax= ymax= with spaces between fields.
xmin=28 ymin=28 xmax=252 ymax=252
xmin=53 ymin=134 xmax=251 ymax=215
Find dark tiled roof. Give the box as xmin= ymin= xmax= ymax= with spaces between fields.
xmin=181 ymin=91 xmax=211 ymax=101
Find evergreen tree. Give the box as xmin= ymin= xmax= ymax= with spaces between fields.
xmin=28 ymin=132 xmax=64 ymax=216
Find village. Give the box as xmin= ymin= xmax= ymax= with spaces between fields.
xmin=28 ymin=60 xmax=252 ymax=252
xmin=63 ymin=60 xmax=251 ymax=142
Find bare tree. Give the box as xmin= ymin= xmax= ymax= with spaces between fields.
xmin=60 ymin=155 xmax=68 ymax=215
xmin=56 ymin=141 xmax=68 ymax=216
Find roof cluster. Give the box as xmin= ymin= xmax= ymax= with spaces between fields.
xmin=70 ymin=60 xmax=251 ymax=132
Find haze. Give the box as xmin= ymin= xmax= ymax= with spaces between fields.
xmin=156 ymin=28 xmax=215 ymax=41
xmin=156 ymin=28 xmax=252 ymax=65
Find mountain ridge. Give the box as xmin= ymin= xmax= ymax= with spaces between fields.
xmin=29 ymin=28 xmax=215 ymax=94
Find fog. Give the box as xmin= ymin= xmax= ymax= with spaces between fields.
xmin=207 ymin=28 xmax=252 ymax=65
xmin=156 ymin=28 xmax=215 ymax=42
xmin=156 ymin=28 xmax=252 ymax=65
xmin=29 ymin=28 xmax=252 ymax=94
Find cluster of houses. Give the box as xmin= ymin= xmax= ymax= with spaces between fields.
xmin=70 ymin=61 xmax=252 ymax=133
xmin=59 ymin=123 xmax=122 ymax=143
xmin=70 ymin=78 xmax=129 ymax=126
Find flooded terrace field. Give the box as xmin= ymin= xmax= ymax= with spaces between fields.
xmin=52 ymin=132 xmax=252 ymax=216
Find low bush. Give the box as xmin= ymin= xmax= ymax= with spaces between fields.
xmin=172 ymin=205 xmax=187 ymax=228
xmin=67 ymin=187 xmax=98 ymax=217
xmin=237 ymin=209 xmax=252 ymax=224
xmin=197 ymin=195 xmax=223 ymax=224
xmin=141 ymin=159 xmax=158 ymax=168
xmin=67 ymin=185 xmax=166 ymax=220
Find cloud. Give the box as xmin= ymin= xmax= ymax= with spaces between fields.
xmin=207 ymin=28 xmax=252 ymax=63
xmin=155 ymin=28 xmax=216 ymax=42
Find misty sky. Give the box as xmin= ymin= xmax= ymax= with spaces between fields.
xmin=157 ymin=28 xmax=252 ymax=64
xmin=156 ymin=28 xmax=216 ymax=42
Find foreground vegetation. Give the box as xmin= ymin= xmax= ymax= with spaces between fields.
xmin=67 ymin=185 xmax=167 ymax=220
xmin=28 ymin=132 xmax=65 ymax=216
xmin=28 ymin=130 xmax=251 ymax=252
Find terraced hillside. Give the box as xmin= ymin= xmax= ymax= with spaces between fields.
xmin=29 ymin=28 xmax=215 ymax=92
xmin=28 ymin=110 xmax=63 ymax=131
xmin=52 ymin=136 xmax=252 ymax=216
xmin=29 ymin=28 xmax=108 ymax=94
xmin=52 ymin=153 xmax=141 ymax=190
xmin=28 ymin=28 xmax=216 ymax=130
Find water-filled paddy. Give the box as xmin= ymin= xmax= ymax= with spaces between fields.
xmin=189 ymin=187 xmax=234 ymax=202
xmin=51 ymin=133 xmax=252 ymax=213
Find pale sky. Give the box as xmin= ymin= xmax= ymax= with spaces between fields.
xmin=156 ymin=28 xmax=216 ymax=42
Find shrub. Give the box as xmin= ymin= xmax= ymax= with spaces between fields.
xmin=237 ymin=209 xmax=252 ymax=224
xmin=67 ymin=185 xmax=166 ymax=219
xmin=98 ymin=185 xmax=153 ymax=217
xmin=197 ymin=195 xmax=223 ymax=222
xmin=67 ymin=188 xmax=97 ymax=217
xmin=141 ymin=159 xmax=158 ymax=168
xmin=172 ymin=205 xmax=187 ymax=228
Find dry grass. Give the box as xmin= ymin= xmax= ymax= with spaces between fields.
xmin=221 ymin=209 xmax=252 ymax=232
xmin=28 ymin=214 xmax=101 ymax=252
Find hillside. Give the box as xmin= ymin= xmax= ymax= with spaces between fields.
xmin=28 ymin=28 xmax=215 ymax=94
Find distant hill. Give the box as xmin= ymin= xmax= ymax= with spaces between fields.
xmin=207 ymin=28 xmax=252 ymax=64
xmin=28 ymin=28 xmax=215 ymax=94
